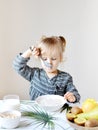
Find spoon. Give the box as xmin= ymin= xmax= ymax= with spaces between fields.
xmin=40 ymin=56 xmax=52 ymax=69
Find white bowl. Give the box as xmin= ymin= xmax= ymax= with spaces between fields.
xmin=35 ymin=95 xmax=66 ymax=112
xmin=0 ymin=110 xmax=21 ymax=129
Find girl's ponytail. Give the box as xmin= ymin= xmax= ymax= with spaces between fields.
xmin=59 ymin=36 xmax=66 ymax=52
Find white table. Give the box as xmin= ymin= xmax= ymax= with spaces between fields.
xmin=0 ymin=100 xmax=74 ymax=130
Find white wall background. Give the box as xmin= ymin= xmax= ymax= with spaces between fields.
xmin=0 ymin=0 xmax=98 ymax=102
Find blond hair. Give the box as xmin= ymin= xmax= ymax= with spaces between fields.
xmin=38 ymin=36 xmax=66 ymax=60
xmin=40 ymin=35 xmax=66 ymax=50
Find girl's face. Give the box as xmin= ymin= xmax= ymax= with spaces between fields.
xmin=40 ymin=48 xmax=62 ymax=73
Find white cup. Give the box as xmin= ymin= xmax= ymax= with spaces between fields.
xmin=3 ymin=95 xmax=20 ymax=111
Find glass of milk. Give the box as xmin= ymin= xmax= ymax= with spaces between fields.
xmin=3 ymin=94 xmax=20 ymax=111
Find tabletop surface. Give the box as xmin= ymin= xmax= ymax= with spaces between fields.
xmin=0 ymin=100 xmax=74 ymax=130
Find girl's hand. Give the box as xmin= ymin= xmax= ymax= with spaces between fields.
xmin=21 ymin=46 xmax=40 ymax=58
xmin=31 ymin=46 xmax=40 ymax=58
xmin=64 ymin=92 xmax=76 ymax=103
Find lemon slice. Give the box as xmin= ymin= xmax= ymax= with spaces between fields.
xmin=74 ymin=117 xmax=86 ymax=126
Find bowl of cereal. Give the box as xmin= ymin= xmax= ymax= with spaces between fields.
xmin=35 ymin=94 xmax=66 ymax=112
xmin=0 ymin=110 xmax=21 ymax=129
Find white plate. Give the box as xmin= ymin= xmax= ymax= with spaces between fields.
xmin=35 ymin=95 xmax=66 ymax=112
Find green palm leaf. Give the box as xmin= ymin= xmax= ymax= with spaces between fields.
xmin=20 ymin=101 xmax=72 ymax=130
xmin=21 ymin=102 xmax=56 ymax=129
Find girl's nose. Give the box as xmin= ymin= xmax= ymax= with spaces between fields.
xmin=47 ymin=58 xmax=52 ymax=63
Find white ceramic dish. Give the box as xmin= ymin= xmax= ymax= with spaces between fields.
xmin=35 ymin=95 xmax=66 ymax=112
xmin=67 ymin=119 xmax=98 ymax=130
xmin=0 ymin=110 xmax=21 ymax=129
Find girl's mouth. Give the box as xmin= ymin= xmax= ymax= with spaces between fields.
xmin=43 ymin=61 xmax=52 ymax=68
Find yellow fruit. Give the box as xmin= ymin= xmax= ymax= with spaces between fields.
xmin=74 ymin=117 xmax=86 ymax=126
xmin=82 ymin=98 xmax=97 ymax=113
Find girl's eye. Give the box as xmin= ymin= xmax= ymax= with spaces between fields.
xmin=42 ymin=57 xmax=47 ymax=61
xmin=51 ymin=58 xmax=56 ymax=60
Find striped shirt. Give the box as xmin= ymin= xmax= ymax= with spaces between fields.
xmin=13 ymin=54 xmax=80 ymax=102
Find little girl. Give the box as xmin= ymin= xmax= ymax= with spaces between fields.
xmin=13 ymin=36 xmax=80 ymax=103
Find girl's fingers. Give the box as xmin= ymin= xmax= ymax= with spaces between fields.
xmin=68 ymin=95 xmax=75 ymax=102
xmin=64 ymin=92 xmax=76 ymax=102
xmin=64 ymin=92 xmax=71 ymax=98
xmin=32 ymin=48 xmax=40 ymax=56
